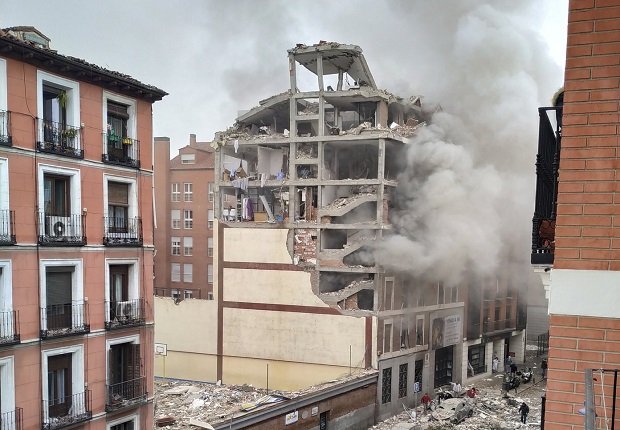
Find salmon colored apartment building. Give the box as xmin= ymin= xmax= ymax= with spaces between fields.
xmin=532 ymin=2 xmax=620 ymax=429
xmin=153 ymin=134 xmax=216 ymax=300
xmin=0 ymin=27 xmax=166 ymax=430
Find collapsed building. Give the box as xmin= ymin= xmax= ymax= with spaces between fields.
xmin=153 ymin=42 xmax=527 ymax=426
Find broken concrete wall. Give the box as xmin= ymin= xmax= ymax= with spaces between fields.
xmin=294 ymin=229 xmax=317 ymax=263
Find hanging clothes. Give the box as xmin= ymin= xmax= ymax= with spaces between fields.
xmin=246 ymin=198 xmax=254 ymax=221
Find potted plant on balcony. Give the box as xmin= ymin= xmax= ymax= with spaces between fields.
xmin=60 ymin=128 xmax=79 ymax=152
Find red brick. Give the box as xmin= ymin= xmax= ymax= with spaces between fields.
xmin=544 ymin=423 xmax=574 ymax=430
xmin=546 ymin=401 xmax=577 ymax=413
xmin=591 ymin=88 xmax=620 ymax=100
xmin=563 ymin=114 xmax=589 ymax=125
xmin=582 ymin=226 xmax=615 ymax=236
xmin=566 ymin=91 xmax=591 ymax=103
xmin=569 ymin=20 xmax=595 ymax=33
xmin=570 ymin=31 xmax=620 ymax=45
xmin=554 ymin=259 xmax=609 ymax=270
xmin=566 ymin=68 xmax=592 ymax=80
xmin=610 ymin=261 xmax=620 ymax=269
xmin=592 ymin=66 xmax=620 ymax=78
xmin=551 ymin=327 xmax=605 ymax=341
xmin=588 ymin=112 xmax=620 ymax=123
xmin=581 ymin=317 xmax=620 ymax=331
xmin=549 ymin=337 xmax=579 ymax=349
xmin=548 ymin=358 xmax=577 ymax=371
xmin=586 ymin=158 xmax=620 ymax=169
xmin=546 ymin=410 xmax=590 ymax=425
xmin=605 ymin=330 xmax=620 ymax=341
xmin=560 ymin=159 xmax=587 ymax=170
xmin=583 ymin=204 xmax=620 ymax=215
xmin=585 ymin=181 xmax=617 ymax=192
xmin=593 ymin=42 xmax=620 ymax=54
xmin=597 ymin=0 xmax=620 ymax=6
xmin=546 ymin=380 xmax=576 ymax=393
xmin=556 ymin=207 xmax=584 ymax=217
xmin=556 ymin=214 xmax=612 ymax=226
xmin=579 ymin=339 xmax=620 ymax=351
xmin=595 ymin=18 xmax=620 ymax=31
xmin=572 ymin=0 xmax=595 ymax=7
xmin=562 ymin=147 xmax=616 ymax=158
xmin=561 ymin=193 xmax=613 ymax=204
xmin=554 ymin=248 xmax=581 ymax=259
xmin=576 ymin=360 xmax=609 ymax=371
xmin=567 ymin=55 xmax=618 ymax=69
xmin=588 ymin=136 xmax=620 ymax=147
xmin=550 ymin=315 xmax=579 ymax=327
xmin=559 ymin=182 xmax=585 ymax=193
xmin=559 ymin=170 xmax=615 ymax=182
xmin=563 ymin=125 xmax=617 ymax=137
xmin=602 ymin=352 xmax=620 ymax=363
xmin=563 ymin=93 xmax=618 ymax=105
xmin=580 ymin=249 xmax=612 ymax=259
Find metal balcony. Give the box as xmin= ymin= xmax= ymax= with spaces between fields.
xmin=102 ymin=133 xmax=140 ymax=169
xmin=0 ymin=109 xmax=12 ymax=147
xmin=37 ymin=213 xmax=86 ymax=246
xmin=0 ymin=310 xmax=20 ymax=346
xmin=103 ymin=217 xmax=143 ymax=246
xmin=532 ymin=106 xmax=562 ymax=265
xmin=37 ymin=120 xmax=83 ymax=159
xmin=105 ymin=299 xmax=145 ymax=330
xmin=42 ymin=391 xmax=92 ymax=430
xmin=106 ymin=376 xmax=147 ymax=412
xmin=40 ymin=303 xmax=89 ymax=339
xmin=0 ymin=210 xmax=15 ymax=245
xmin=483 ymin=318 xmax=516 ymax=334
xmin=1 ymin=407 xmax=23 ymax=430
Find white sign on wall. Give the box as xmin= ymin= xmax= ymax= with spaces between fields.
xmin=285 ymin=411 xmax=298 ymax=425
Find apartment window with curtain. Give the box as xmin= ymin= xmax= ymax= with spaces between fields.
xmin=171 ymin=210 xmax=180 ymax=229
xmin=171 ymin=237 xmax=180 ymax=256
xmin=183 ymin=237 xmax=193 ymax=256
xmin=183 ymin=183 xmax=193 ymax=202
xmin=108 ymin=182 xmax=129 ymax=233
xmin=184 ymin=210 xmax=193 ymax=229
xmin=171 ymin=183 xmax=180 ymax=202
xmin=183 ymin=264 xmax=192 ymax=283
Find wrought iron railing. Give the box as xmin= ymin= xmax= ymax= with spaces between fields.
xmin=105 ymin=299 xmax=145 ymax=330
xmin=102 ymin=133 xmax=140 ymax=168
xmin=0 ymin=210 xmax=15 ymax=245
xmin=0 ymin=110 xmax=11 ymax=147
xmin=483 ymin=318 xmax=516 ymax=333
xmin=1 ymin=408 xmax=23 ymax=430
xmin=0 ymin=310 xmax=20 ymax=346
xmin=42 ymin=390 xmax=91 ymax=430
xmin=37 ymin=213 xmax=86 ymax=246
xmin=106 ymin=376 xmax=147 ymax=412
xmin=40 ymin=303 xmax=89 ymax=339
xmin=103 ymin=216 xmax=142 ymax=246
xmin=532 ymin=106 xmax=562 ymax=265
xmin=37 ymin=120 xmax=83 ymax=158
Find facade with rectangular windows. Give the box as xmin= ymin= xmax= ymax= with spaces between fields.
xmin=153 ymin=134 xmax=215 ymax=300
xmin=0 ymin=26 xmax=165 ymax=430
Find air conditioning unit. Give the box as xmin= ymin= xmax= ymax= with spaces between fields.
xmin=47 ymin=216 xmax=72 ymax=237
xmin=116 ymin=301 xmax=134 ymax=319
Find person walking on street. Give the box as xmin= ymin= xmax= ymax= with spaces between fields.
xmin=421 ymin=393 xmax=432 ymax=414
xmin=519 ymin=402 xmax=530 ymax=424
xmin=492 ymin=355 xmax=499 ymax=373
xmin=541 ymin=359 xmax=548 ymax=379
xmin=510 ymin=362 xmax=518 ymax=378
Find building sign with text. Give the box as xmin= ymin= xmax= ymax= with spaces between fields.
xmin=431 ymin=314 xmax=462 ymax=349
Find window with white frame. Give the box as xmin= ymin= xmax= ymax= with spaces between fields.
xmin=0 ymin=355 xmax=15 ymax=416
xmin=181 ymin=153 xmax=195 ymax=164
xmin=107 ymin=413 xmax=139 ymax=430
xmin=184 ymin=290 xmax=193 ymax=299
xmin=171 ymin=289 xmax=180 ymax=299
xmin=40 ymin=259 xmax=84 ymax=333
xmin=104 ymin=175 xmax=137 ymax=236
xmin=0 ymin=59 xmax=8 ymax=143
xmin=102 ymin=90 xmax=137 ymax=147
xmin=171 ymin=263 xmax=180 ymax=282
xmin=105 ymin=335 xmax=142 ymax=411
xmin=0 ymin=260 xmax=13 ymax=340
xmin=207 ymin=292 xmax=214 ymax=300
xmin=171 ymin=183 xmax=180 ymax=202
xmin=383 ymin=321 xmax=393 ymax=353
xmin=183 ymin=264 xmax=193 ymax=283
xmin=207 ymin=264 xmax=213 ymax=284
xmin=38 ymin=164 xmax=82 ymax=238
xmin=41 ymin=344 xmax=85 ymax=423
xmin=184 ymin=183 xmax=193 ymax=202
xmin=384 ymin=278 xmax=394 ymax=311
xmin=171 ymin=209 xmax=180 ymax=229
xmin=37 ymin=71 xmax=81 ymax=144
xmin=171 ymin=237 xmax=180 ymax=256
xmin=105 ymin=259 xmax=139 ymax=326
xmin=208 ymin=237 xmax=214 ymax=257
xmin=208 ymin=210 xmax=214 ymax=230
xmin=184 ymin=210 xmax=193 ymax=229
xmin=208 ymin=182 xmax=214 ymax=202
xmin=448 ymin=285 xmax=458 ymax=303
xmin=183 ymin=237 xmax=193 ymax=256
xmin=415 ymin=315 xmax=425 ymax=346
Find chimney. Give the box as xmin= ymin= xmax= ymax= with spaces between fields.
xmin=189 ymin=134 xmax=196 ymax=147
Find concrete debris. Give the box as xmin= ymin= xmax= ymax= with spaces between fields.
xmin=188 ymin=418 xmax=214 ymax=429
xmin=322 ymin=193 xmax=375 ymax=211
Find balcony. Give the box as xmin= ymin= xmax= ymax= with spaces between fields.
xmin=37 ymin=213 xmax=86 ymax=246
xmin=106 ymin=377 xmax=147 ymax=412
xmin=102 ymin=133 xmax=140 ymax=169
xmin=103 ymin=217 xmax=143 ymax=246
xmin=37 ymin=120 xmax=83 ymax=159
xmin=532 ymin=106 xmax=562 ymax=265
xmin=40 ymin=303 xmax=89 ymax=339
xmin=0 ymin=109 xmax=11 ymax=147
xmin=42 ymin=391 xmax=92 ymax=430
xmin=0 ymin=310 xmax=20 ymax=346
xmin=0 ymin=210 xmax=16 ymax=245
xmin=483 ymin=318 xmax=516 ymax=334
xmin=105 ymin=299 xmax=145 ymax=330
xmin=1 ymin=408 xmax=23 ymax=430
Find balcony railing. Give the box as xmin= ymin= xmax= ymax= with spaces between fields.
xmin=37 ymin=213 xmax=86 ymax=246
xmin=102 ymin=133 xmax=140 ymax=168
xmin=42 ymin=390 xmax=92 ymax=430
xmin=1 ymin=408 xmax=23 ymax=430
xmin=0 ymin=310 xmax=20 ymax=346
xmin=105 ymin=299 xmax=145 ymax=330
xmin=532 ymin=106 xmax=562 ymax=265
xmin=0 ymin=110 xmax=11 ymax=147
xmin=40 ymin=303 xmax=89 ymax=339
xmin=103 ymin=217 xmax=143 ymax=246
xmin=0 ymin=210 xmax=16 ymax=245
xmin=37 ymin=120 xmax=83 ymax=159
xmin=483 ymin=318 xmax=516 ymax=334
xmin=106 ymin=376 xmax=147 ymax=412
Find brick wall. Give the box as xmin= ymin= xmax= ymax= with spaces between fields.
xmin=555 ymin=0 xmax=620 ymax=271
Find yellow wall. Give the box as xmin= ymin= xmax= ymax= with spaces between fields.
xmin=154 ymin=350 xmax=218 ymax=382
xmin=223 ymin=228 xmax=292 ymax=263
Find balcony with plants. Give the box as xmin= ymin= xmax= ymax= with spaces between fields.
xmin=0 ymin=109 xmax=11 ymax=146
xmin=102 ymin=129 xmax=140 ymax=169
xmin=37 ymin=120 xmax=83 ymax=158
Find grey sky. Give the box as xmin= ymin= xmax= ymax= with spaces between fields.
xmin=2 ymin=0 xmax=568 ymax=157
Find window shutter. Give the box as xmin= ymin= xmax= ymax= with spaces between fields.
xmin=107 ymin=102 xmax=129 ymax=119
xmin=46 ymin=269 xmax=73 ymax=305
xmin=108 ymin=182 xmax=129 ymax=206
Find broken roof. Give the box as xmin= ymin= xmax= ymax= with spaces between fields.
xmin=0 ymin=26 xmax=167 ymax=102
xmin=289 ymin=41 xmax=376 ymax=89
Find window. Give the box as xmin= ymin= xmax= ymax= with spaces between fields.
xmin=184 ymin=290 xmax=193 ymax=299
xmin=414 ymin=359 xmax=423 ymax=393
xmin=171 ymin=183 xmax=180 ymax=202
xmin=48 ymin=353 xmax=72 ymax=418
xmin=400 ymin=321 xmax=409 ymax=349
xmin=0 ymin=355 xmax=15 ymax=418
xmin=38 ymin=165 xmax=81 ymax=239
xmin=171 ymin=237 xmax=180 ymax=256
xmin=184 ymin=183 xmax=193 ymax=202
xmin=37 ymin=71 xmax=80 ymax=142
xmin=381 ymin=367 xmax=392 ymax=404
xmin=416 ymin=316 xmax=425 ymax=346
xmin=105 ymin=260 xmax=140 ymax=327
xmin=207 ymin=292 xmax=214 ymax=300
xmin=383 ymin=322 xmax=392 ymax=353
xmin=184 ymin=210 xmax=193 ymax=229
xmin=398 ymin=363 xmax=408 ymax=398
xmin=0 ymin=260 xmax=14 ymax=339
xmin=468 ymin=344 xmax=486 ymax=376
xmin=44 ymin=174 xmax=70 ymax=216
xmin=108 ymin=182 xmax=129 ymax=233
xmin=40 ymin=259 xmax=85 ymax=335
xmin=181 ymin=153 xmax=195 ymax=164
xmin=207 ymin=264 xmax=213 ymax=284
xmin=208 ymin=237 xmax=214 ymax=257
xmin=438 ymin=282 xmax=445 ymax=305
xmin=108 ymin=415 xmax=138 ymax=430
xmin=171 ymin=263 xmax=180 ymax=282
xmin=208 ymin=210 xmax=214 ymax=229
xmin=208 ymin=182 xmax=214 ymax=202
xmin=183 ymin=237 xmax=193 ymax=256
xmin=106 ymin=336 xmax=143 ymax=412
xmin=0 ymin=59 xmax=7 ymax=142
xmin=102 ymin=91 xmax=137 ymax=159
xmin=434 ymin=345 xmax=454 ymax=388
xmin=450 ymin=285 xmax=458 ymax=303
xmin=42 ymin=344 xmax=85 ymax=425
xmin=384 ymin=278 xmax=394 ymax=311
xmin=171 ymin=289 xmax=180 ymax=299
xmin=171 ymin=210 xmax=180 ymax=229
xmin=183 ymin=264 xmax=192 ymax=283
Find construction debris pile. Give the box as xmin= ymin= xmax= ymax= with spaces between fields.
xmin=155 ymin=371 xmax=377 ymax=429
